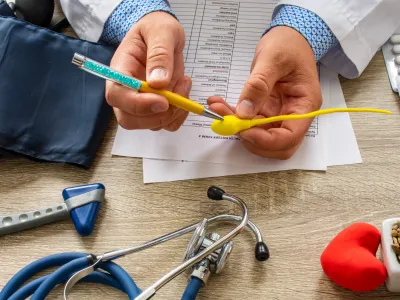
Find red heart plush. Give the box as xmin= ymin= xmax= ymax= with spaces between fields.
xmin=320 ymin=222 xmax=387 ymax=292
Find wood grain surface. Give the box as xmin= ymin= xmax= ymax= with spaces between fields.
xmin=1 ymin=2 xmax=400 ymax=299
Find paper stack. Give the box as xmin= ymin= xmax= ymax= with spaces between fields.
xmin=110 ymin=0 xmax=362 ymax=183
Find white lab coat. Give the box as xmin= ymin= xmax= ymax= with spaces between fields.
xmin=60 ymin=0 xmax=400 ymax=79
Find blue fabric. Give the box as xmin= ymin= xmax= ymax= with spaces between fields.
xmin=0 ymin=0 xmax=14 ymax=17
xmin=0 ymin=16 xmax=116 ymax=167
xmin=101 ymin=0 xmax=174 ymax=45
xmin=266 ymin=5 xmax=339 ymax=61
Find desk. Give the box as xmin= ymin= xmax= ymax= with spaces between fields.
xmin=1 ymin=5 xmax=400 ymax=300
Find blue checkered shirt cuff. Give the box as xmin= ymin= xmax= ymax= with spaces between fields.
xmin=265 ymin=5 xmax=339 ymax=62
xmin=100 ymin=0 xmax=176 ymax=45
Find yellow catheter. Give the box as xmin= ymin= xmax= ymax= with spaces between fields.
xmin=211 ymin=108 xmax=393 ymax=136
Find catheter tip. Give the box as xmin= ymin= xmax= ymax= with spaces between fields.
xmin=255 ymin=242 xmax=270 ymax=261
xmin=207 ymin=186 xmax=225 ymax=200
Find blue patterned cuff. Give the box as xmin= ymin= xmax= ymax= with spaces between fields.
xmin=100 ymin=0 xmax=176 ymax=45
xmin=265 ymin=5 xmax=339 ymax=62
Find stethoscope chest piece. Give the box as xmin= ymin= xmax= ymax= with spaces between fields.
xmin=184 ymin=230 xmax=235 ymax=285
xmin=215 ymin=239 xmax=234 ymax=274
xmin=183 ymin=215 xmax=235 ymax=278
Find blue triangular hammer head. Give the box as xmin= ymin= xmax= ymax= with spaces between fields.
xmin=62 ymin=183 xmax=105 ymax=236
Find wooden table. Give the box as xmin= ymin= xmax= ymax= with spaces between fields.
xmin=1 ymin=5 xmax=400 ymax=300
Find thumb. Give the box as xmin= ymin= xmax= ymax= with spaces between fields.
xmin=236 ymin=53 xmax=284 ymax=119
xmin=144 ymin=27 xmax=177 ymax=89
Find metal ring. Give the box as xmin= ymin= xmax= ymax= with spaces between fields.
xmin=183 ymin=218 xmax=207 ymax=262
xmin=215 ymin=241 xmax=233 ymax=274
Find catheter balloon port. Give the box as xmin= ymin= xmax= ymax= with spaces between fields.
xmin=211 ymin=108 xmax=392 ymax=136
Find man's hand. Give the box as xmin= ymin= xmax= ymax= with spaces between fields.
xmin=106 ymin=11 xmax=191 ymax=132
xmin=209 ymin=26 xmax=322 ymax=159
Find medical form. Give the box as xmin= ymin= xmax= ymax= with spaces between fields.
xmin=175 ymin=0 xmax=319 ymax=135
xmin=141 ymin=65 xmax=362 ymax=183
xmin=177 ymin=0 xmax=273 ymax=126
xmin=111 ymin=0 xmax=326 ymax=168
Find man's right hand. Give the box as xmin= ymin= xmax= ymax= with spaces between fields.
xmin=106 ymin=11 xmax=191 ymax=132
xmin=209 ymin=26 xmax=323 ymax=160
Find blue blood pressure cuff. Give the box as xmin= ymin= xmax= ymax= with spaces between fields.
xmin=0 ymin=0 xmax=14 ymax=17
xmin=0 ymin=16 xmax=116 ymax=167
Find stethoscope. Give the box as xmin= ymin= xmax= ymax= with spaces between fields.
xmin=0 ymin=186 xmax=269 ymax=300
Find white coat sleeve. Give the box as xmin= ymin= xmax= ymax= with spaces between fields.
xmin=59 ymin=0 xmax=123 ymax=43
xmin=275 ymin=0 xmax=400 ymax=79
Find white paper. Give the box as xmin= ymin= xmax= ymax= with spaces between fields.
xmin=142 ymin=67 xmax=362 ymax=183
xmin=110 ymin=0 xmax=362 ymax=183
xmin=112 ymin=0 xmax=326 ymax=169
xmin=142 ymin=158 xmax=312 ymax=183
xmin=323 ymin=68 xmax=362 ymax=166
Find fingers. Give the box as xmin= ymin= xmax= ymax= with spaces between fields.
xmin=238 ymin=84 xmax=322 ymax=159
xmin=239 ymin=91 xmax=317 ymax=151
xmin=236 ymin=54 xmax=286 ymax=119
xmin=106 ymin=29 xmax=171 ymax=122
xmin=164 ymin=109 xmax=189 ymax=132
xmin=236 ymin=28 xmax=303 ymax=120
xmin=238 ymin=114 xmax=314 ymax=159
xmin=207 ymin=96 xmax=236 ymax=116
xmin=106 ymin=33 xmax=154 ymax=116
xmin=151 ymin=107 xmax=188 ymax=132
xmin=207 ymin=96 xmax=226 ymax=106
xmin=163 ymin=76 xmax=192 ymax=131
xmin=114 ymin=106 xmax=178 ymax=130
xmin=106 ymin=82 xmax=169 ymax=116
xmin=239 ymin=125 xmax=305 ymax=152
xmin=234 ymin=26 xmax=322 ymax=159
xmin=144 ymin=25 xmax=181 ymax=89
xmin=209 ymin=103 xmax=235 ymax=116
xmin=179 ymin=76 xmax=192 ymax=98
xmin=170 ymin=51 xmax=185 ymax=91
xmin=114 ymin=76 xmax=191 ymax=131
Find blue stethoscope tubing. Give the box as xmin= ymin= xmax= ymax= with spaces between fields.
xmin=0 ymin=252 xmax=201 ymax=300
xmin=1 ymin=187 xmax=267 ymax=300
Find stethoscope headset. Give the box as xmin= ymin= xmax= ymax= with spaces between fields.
xmin=0 ymin=0 xmax=69 ymax=32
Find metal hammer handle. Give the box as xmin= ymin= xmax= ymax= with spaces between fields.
xmin=0 ymin=204 xmax=69 ymax=236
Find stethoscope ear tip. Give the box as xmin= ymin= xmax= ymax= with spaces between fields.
xmin=207 ymin=186 xmax=225 ymax=200
xmin=255 ymin=242 xmax=270 ymax=261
